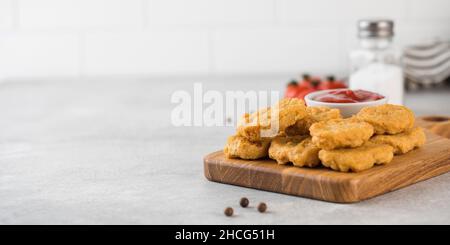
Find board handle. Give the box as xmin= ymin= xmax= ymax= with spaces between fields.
xmin=416 ymin=115 xmax=450 ymax=138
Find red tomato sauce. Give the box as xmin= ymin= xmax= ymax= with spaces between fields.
xmin=314 ymin=89 xmax=384 ymax=103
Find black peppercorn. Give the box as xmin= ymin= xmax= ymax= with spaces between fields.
xmin=240 ymin=197 xmax=249 ymax=208
xmin=258 ymin=202 xmax=267 ymax=213
xmin=224 ymin=207 xmax=233 ymax=217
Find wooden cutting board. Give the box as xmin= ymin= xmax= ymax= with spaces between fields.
xmin=204 ymin=120 xmax=450 ymax=203
xmin=416 ymin=115 xmax=450 ymax=138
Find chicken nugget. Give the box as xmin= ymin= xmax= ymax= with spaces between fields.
xmin=356 ymin=104 xmax=415 ymax=135
xmin=224 ymin=135 xmax=271 ymax=160
xmin=237 ymin=98 xmax=307 ymax=141
xmin=319 ymin=142 xmax=394 ymax=172
xmin=370 ymin=127 xmax=426 ymax=154
xmin=285 ymin=106 xmax=342 ymax=135
xmin=269 ymin=135 xmax=308 ymax=164
xmin=309 ymin=118 xmax=374 ymax=150
xmin=268 ymin=136 xmax=320 ymax=167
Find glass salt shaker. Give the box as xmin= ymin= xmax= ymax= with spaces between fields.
xmin=349 ymin=19 xmax=404 ymax=105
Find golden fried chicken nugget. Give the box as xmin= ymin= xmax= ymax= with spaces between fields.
xmin=356 ymin=104 xmax=415 ymax=135
xmin=269 ymin=135 xmax=307 ymax=164
xmin=319 ymin=142 xmax=394 ymax=172
xmin=370 ymin=127 xmax=426 ymax=154
xmin=237 ymin=98 xmax=307 ymax=141
xmin=236 ymin=108 xmax=270 ymax=141
xmin=268 ymin=136 xmax=320 ymax=167
xmin=285 ymin=106 xmax=342 ymax=135
xmin=309 ymin=118 xmax=374 ymax=150
xmin=224 ymin=135 xmax=271 ymax=160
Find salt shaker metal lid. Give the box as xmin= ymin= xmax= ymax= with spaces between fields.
xmin=358 ymin=19 xmax=394 ymax=38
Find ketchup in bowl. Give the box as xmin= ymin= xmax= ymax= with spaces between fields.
xmin=314 ymin=89 xmax=384 ymax=103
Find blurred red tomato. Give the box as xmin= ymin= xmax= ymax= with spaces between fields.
xmin=285 ymin=80 xmax=300 ymax=98
xmin=318 ymin=75 xmax=347 ymax=90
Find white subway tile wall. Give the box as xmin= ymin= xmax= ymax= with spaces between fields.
xmin=19 ymin=0 xmax=143 ymax=29
xmin=277 ymin=0 xmax=407 ymax=23
xmin=147 ymin=0 xmax=275 ymax=26
xmin=0 ymin=0 xmax=14 ymax=30
xmin=213 ymin=27 xmax=340 ymax=74
xmin=84 ymin=30 xmax=209 ymax=75
xmin=409 ymin=0 xmax=450 ymax=20
xmin=0 ymin=32 xmax=80 ymax=77
xmin=0 ymin=0 xmax=448 ymax=78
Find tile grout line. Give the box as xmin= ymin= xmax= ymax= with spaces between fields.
xmin=207 ymin=28 xmax=215 ymax=77
xmin=337 ymin=23 xmax=348 ymax=78
xmin=11 ymin=0 xmax=20 ymax=30
xmin=78 ymin=31 xmax=86 ymax=78
xmin=403 ymin=0 xmax=412 ymax=23
xmin=272 ymin=0 xmax=279 ymax=25
xmin=142 ymin=0 xmax=149 ymax=29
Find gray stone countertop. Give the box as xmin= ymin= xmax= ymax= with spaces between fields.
xmin=0 ymin=77 xmax=449 ymax=224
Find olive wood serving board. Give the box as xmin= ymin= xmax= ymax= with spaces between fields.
xmin=204 ymin=130 xmax=450 ymax=203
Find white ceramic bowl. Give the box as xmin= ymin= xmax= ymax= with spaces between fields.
xmin=304 ymin=89 xmax=388 ymax=118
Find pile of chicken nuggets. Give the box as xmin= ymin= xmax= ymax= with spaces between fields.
xmin=224 ymin=98 xmax=426 ymax=172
